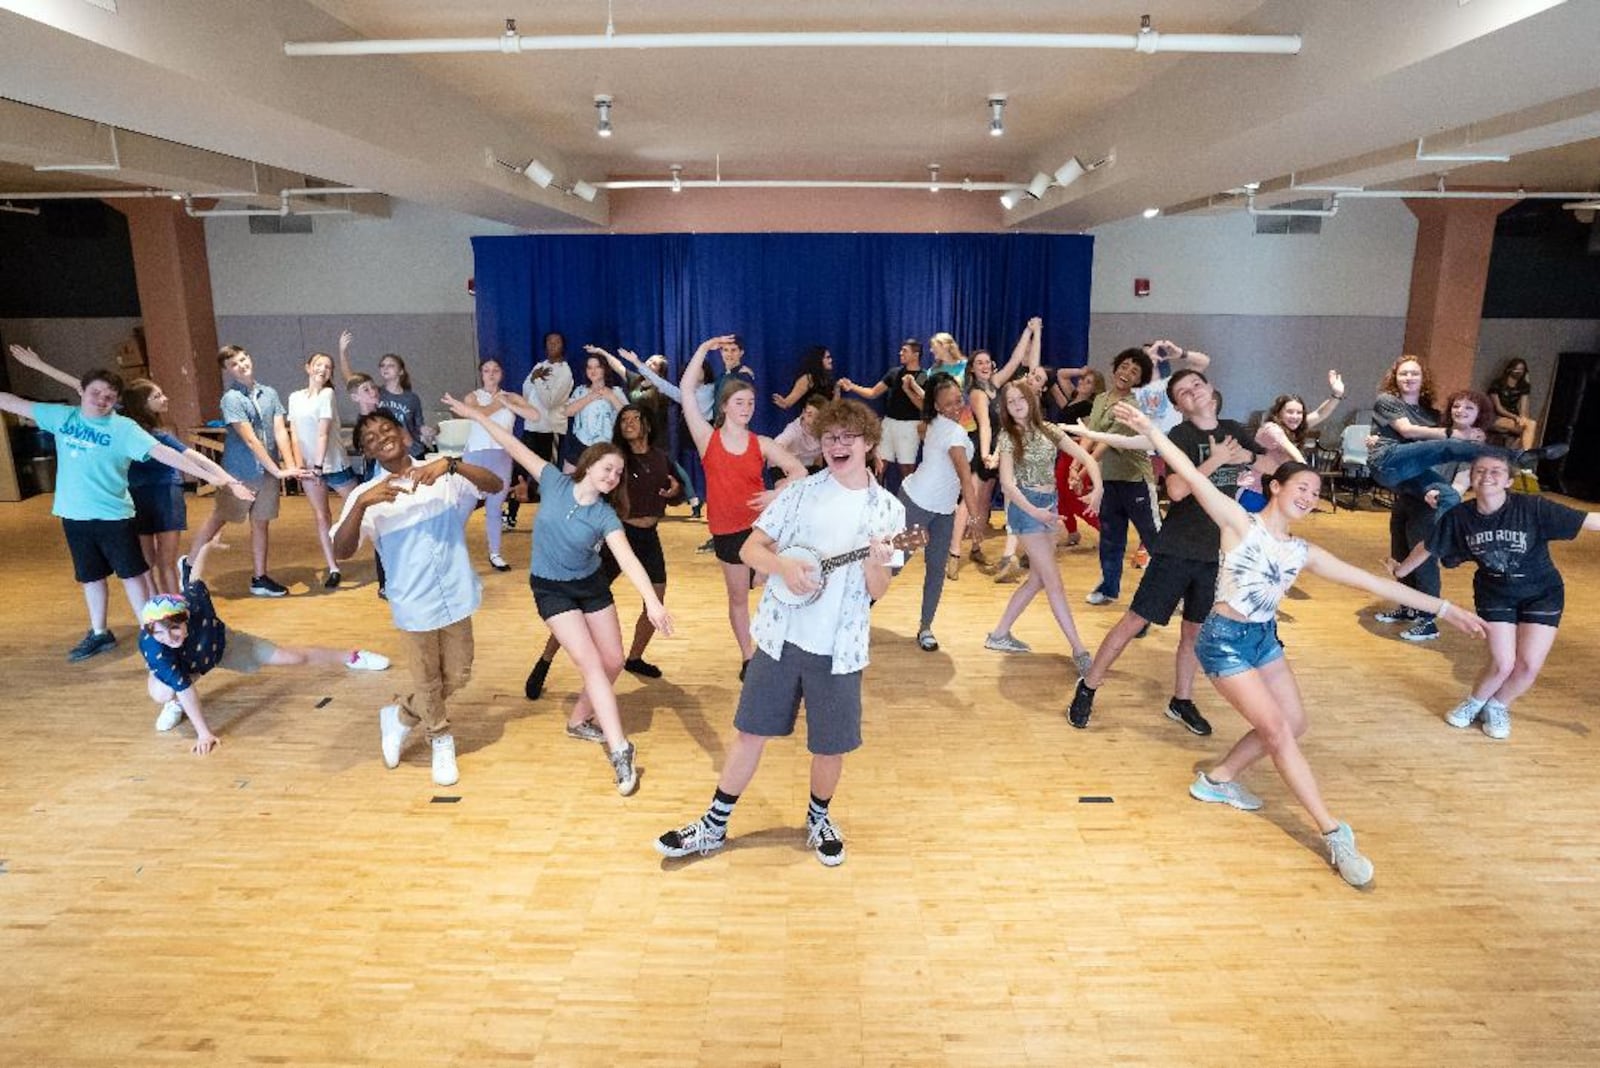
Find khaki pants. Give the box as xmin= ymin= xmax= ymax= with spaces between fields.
xmin=396 ymin=617 xmax=474 ymax=738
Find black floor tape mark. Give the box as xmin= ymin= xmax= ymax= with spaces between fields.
xmin=315 ymin=697 xmax=332 ymax=709
xmin=430 ymin=796 xmax=462 ymax=804
xmin=1078 ymin=796 xmax=1115 ymax=804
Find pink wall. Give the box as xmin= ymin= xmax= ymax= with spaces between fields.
xmin=606 ymin=188 xmax=1008 ymax=233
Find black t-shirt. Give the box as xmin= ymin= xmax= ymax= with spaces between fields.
xmin=1428 ymin=493 xmax=1585 ymax=586
xmin=1061 ymin=397 xmax=1096 ymax=425
xmin=1155 ymin=418 xmax=1263 ymax=562
xmin=1369 ymin=392 xmax=1438 ymax=465
xmin=1491 ymin=380 xmax=1530 ymax=416
xmin=880 ymin=366 xmax=927 ymax=421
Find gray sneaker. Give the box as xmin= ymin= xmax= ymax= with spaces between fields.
xmin=1324 ymin=822 xmax=1375 ymax=887
xmin=1073 ymin=650 xmax=1094 ymax=678
xmin=565 ymin=720 xmax=605 ymax=743
xmin=610 ymin=741 xmax=639 ymax=796
xmin=1482 ymin=702 xmax=1512 ymax=740
xmin=984 ymin=631 xmax=1032 ymax=654
xmin=1188 ymin=771 xmax=1263 ymax=811
xmin=1444 ymin=699 xmax=1484 ymax=729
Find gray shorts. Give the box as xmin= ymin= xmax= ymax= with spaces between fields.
xmin=733 ymin=643 xmax=863 ymax=755
xmin=219 ymin=628 xmax=278 ymax=674
xmin=212 ymin=475 xmax=281 ymax=523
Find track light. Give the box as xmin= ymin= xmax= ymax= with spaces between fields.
xmin=571 ymin=180 xmax=598 ymax=203
xmin=999 ymin=189 xmax=1025 ymax=211
xmin=670 ymin=165 xmax=683 ymax=194
xmin=594 ymin=94 xmax=613 ymax=138
xmin=1053 ymin=158 xmax=1085 ymax=188
xmin=928 ymin=163 xmax=940 ymax=192
xmin=523 ymin=158 xmax=555 ymax=188
xmin=988 ymin=95 xmax=1007 ymax=137
xmin=1026 ymin=172 xmax=1052 ymax=199
xmin=1143 ymin=207 xmax=1161 ymax=219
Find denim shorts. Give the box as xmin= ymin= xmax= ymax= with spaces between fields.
xmin=1004 ymin=485 xmax=1059 ymax=536
xmin=321 ymin=467 xmax=360 ymax=490
xmin=1195 ymin=613 xmax=1284 ymax=678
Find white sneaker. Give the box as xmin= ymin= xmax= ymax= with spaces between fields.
xmin=379 ymin=704 xmax=412 ymax=769
xmin=610 ymin=741 xmax=639 ymax=796
xmin=154 ymin=700 xmax=185 ymax=732
xmin=1482 ymin=702 xmax=1512 ymax=740
xmin=1324 ymin=822 xmax=1375 ymax=887
xmin=1444 ymin=698 xmax=1485 ymax=729
xmin=346 ymin=649 xmax=390 ymax=671
xmin=488 ymin=552 xmax=511 ymax=572
xmin=431 ymin=734 xmax=459 ymax=786
xmin=1085 ymin=590 xmax=1116 ymax=606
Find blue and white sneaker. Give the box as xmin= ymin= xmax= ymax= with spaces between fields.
xmin=1188 ymin=771 xmax=1263 ymax=811
xmin=1324 ymin=822 xmax=1375 ymax=887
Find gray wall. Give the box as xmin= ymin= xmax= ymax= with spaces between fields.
xmin=0 ymin=317 xmax=144 ymax=402
xmin=213 ymin=313 xmax=480 ymax=428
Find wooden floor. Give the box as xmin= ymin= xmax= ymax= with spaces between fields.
xmin=3 ymin=490 xmax=1599 ymax=1067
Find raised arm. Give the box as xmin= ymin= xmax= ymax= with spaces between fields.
xmin=7 ymin=346 xmax=83 ymax=396
xmin=1303 ymin=370 xmax=1347 ymax=431
xmin=0 ymin=391 xmax=36 ymax=419
xmin=620 ymin=349 xmax=683 ymax=404
xmin=441 ymin=392 xmax=549 ymax=480
xmin=993 ymin=318 xmax=1037 ymax=387
xmin=1113 ymin=400 xmax=1251 ymax=542
xmin=680 ymin=335 xmax=733 ymax=453
xmin=336 ymin=329 xmax=357 ymax=382
xmin=584 ymin=344 xmax=630 ymax=383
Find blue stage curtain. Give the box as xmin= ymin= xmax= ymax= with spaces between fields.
xmin=471 ymin=232 xmax=1092 ymax=433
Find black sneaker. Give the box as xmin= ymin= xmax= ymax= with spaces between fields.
xmin=1165 ymin=697 xmax=1213 ymax=736
xmin=1400 ymin=618 xmax=1440 ymax=642
xmin=696 ymin=537 xmax=715 ymax=554
xmin=1067 ymin=679 xmax=1096 ymax=729
xmin=524 ymin=657 xmax=552 ymax=701
xmin=1515 ymin=443 xmax=1569 ymax=469
xmin=250 ymin=574 xmax=289 ymax=597
xmin=324 ymin=570 xmax=342 ymax=590
xmin=67 ymin=629 xmax=117 ymax=662
xmin=806 ymin=814 xmax=846 ymax=867
xmin=1374 ymin=605 xmax=1416 ymax=625
xmin=624 ymin=657 xmax=662 ymax=678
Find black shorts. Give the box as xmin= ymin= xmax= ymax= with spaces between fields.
xmin=1129 ymin=554 xmax=1218 ymax=626
xmin=601 ymin=523 xmax=668 ymax=586
xmin=130 ymin=482 xmax=187 ymax=536
xmin=530 ymin=568 xmax=615 ymax=620
xmin=1474 ymin=575 xmax=1564 ymax=627
xmin=712 ymin=528 xmax=753 ymax=567
xmin=969 ymin=429 xmax=997 ymax=481
xmin=62 ymin=518 xmax=149 ymax=583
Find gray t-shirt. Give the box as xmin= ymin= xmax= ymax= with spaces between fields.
xmin=1369 ymin=392 xmax=1438 ymax=465
xmin=529 ymin=465 xmax=624 ymax=581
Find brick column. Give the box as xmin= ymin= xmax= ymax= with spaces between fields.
xmin=1402 ymin=199 xmax=1508 ymax=397
xmin=107 ymin=199 xmax=221 ymax=430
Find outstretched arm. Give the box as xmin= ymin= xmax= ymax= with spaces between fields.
xmin=441 ymin=392 xmax=549 ymax=480
xmin=1306 ymin=544 xmax=1486 ymax=637
xmin=603 ymin=528 xmax=674 ymax=635
xmin=620 ymin=350 xmax=684 ymax=404
xmin=7 ymin=346 xmax=83 ymax=396
xmin=771 ymin=374 xmax=810 ymax=410
xmin=993 ymin=318 xmax=1037 ymax=387
xmin=1112 ymin=400 xmax=1251 ymax=542
xmin=148 ymin=443 xmax=254 ymax=500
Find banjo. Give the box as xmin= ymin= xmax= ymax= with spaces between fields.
xmin=766 ymin=527 xmax=929 ymax=608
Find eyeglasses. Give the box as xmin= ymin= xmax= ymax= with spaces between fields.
xmin=819 ymin=432 xmax=863 ymax=447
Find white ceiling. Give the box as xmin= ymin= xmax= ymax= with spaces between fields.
xmin=0 ymin=0 xmax=1598 ymax=229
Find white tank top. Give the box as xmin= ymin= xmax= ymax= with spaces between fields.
xmin=1214 ymin=517 xmax=1309 ymax=622
xmin=463 ymin=388 xmax=515 ymax=452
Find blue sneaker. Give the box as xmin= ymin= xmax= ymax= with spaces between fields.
xmin=1188 ymin=771 xmax=1263 ymax=811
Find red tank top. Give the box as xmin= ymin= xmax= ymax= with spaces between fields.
xmin=704 ymin=427 xmax=766 ymax=535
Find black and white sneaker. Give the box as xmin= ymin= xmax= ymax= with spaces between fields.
xmin=1374 ymin=605 xmax=1417 ymax=625
xmin=656 ymin=817 xmax=726 ymax=858
xmin=806 ymin=814 xmax=846 ymax=867
xmin=1068 ymin=678 xmax=1096 ymax=729
xmin=1400 ymin=618 xmax=1440 ymax=642
xmin=1165 ymin=697 xmax=1213 ymax=736
xmin=250 ymin=574 xmax=289 ymax=597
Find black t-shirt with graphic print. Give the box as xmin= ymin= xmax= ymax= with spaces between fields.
xmin=1428 ymin=493 xmax=1585 ymax=591
xmin=1155 ymin=418 xmax=1263 ymax=562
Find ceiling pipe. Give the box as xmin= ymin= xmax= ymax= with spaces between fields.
xmin=1332 ymin=188 xmax=1597 ymax=201
xmin=598 ymin=178 xmax=1026 ymax=191
xmin=286 ymin=28 xmax=1301 ymax=59
xmin=1 ymin=202 xmax=42 ymax=216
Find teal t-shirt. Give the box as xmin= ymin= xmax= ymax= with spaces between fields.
xmin=32 ymin=403 xmax=157 ymax=521
xmin=530 ymin=466 xmax=623 ymax=581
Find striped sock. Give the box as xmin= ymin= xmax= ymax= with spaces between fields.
xmin=806 ymin=793 xmax=831 ymax=826
xmin=703 ymin=788 xmax=739 ymax=835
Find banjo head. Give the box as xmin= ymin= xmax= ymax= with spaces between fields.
xmin=767 ymin=546 xmax=826 ymax=607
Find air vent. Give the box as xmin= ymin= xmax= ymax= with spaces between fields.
xmin=248 ymin=214 xmax=314 ymax=235
xmin=1254 ymin=200 xmax=1324 ymax=235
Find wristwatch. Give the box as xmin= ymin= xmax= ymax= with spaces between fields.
xmin=446 ymin=456 xmax=460 ymax=476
